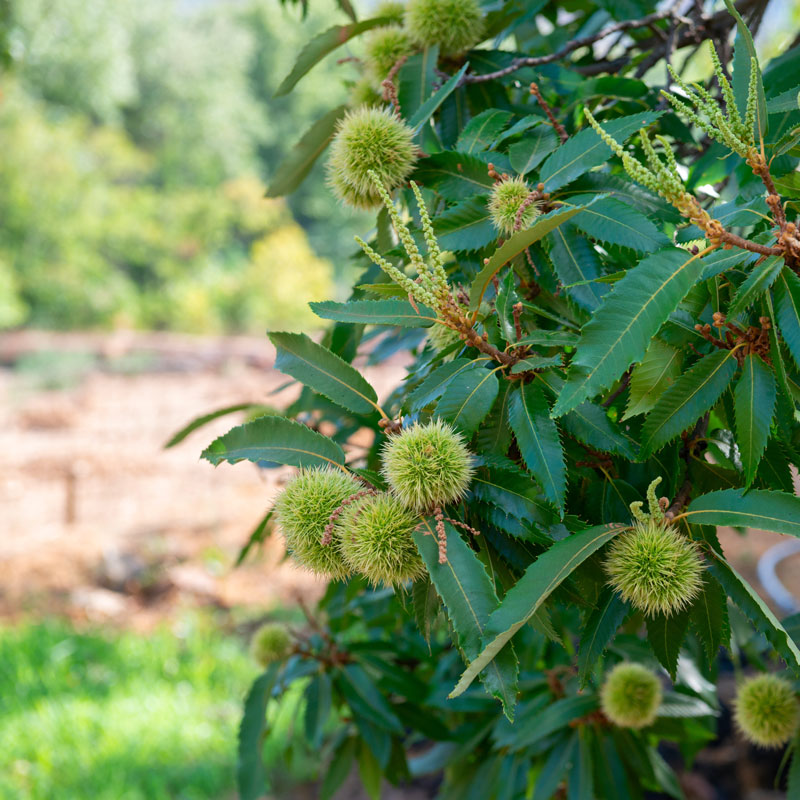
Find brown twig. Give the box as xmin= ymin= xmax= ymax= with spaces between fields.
xmin=601 ymin=369 xmax=632 ymax=408
xmin=529 ymin=82 xmax=568 ymax=144
xmin=460 ymin=0 xmax=684 ymax=85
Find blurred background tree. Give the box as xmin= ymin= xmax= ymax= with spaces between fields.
xmin=0 ymin=0 xmax=369 ymax=332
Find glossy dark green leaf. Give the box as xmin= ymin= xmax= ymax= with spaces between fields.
xmin=275 ymin=18 xmax=388 ymax=96
xmin=734 ymin=354 xmax=776 ymax=485
xmin=435 ymin=364 xmax=500 ymax=436
xmin=624 ymin=340 xmax=681 ymax=420
xmin=412 ymin=578 xmax=439 ymax=649
xmin=706 ymin=553 xmax=800 ymax=672
xmin=407 ymin=358 xmax=479 ymax=411
xmin=553 ymin=247 xmax=707 ymax=417
xmin=456 ymin=109 xmax=513 ymax=153
xmin=451 ymin=523 xmax=627 ymax=697
xmin=310 ymin=299 xmax=437 ymax=327
xmin=727 ymin=0 xmax=767 ymax=138
xmin=304 ymin=671 xmax=332 ymax=748
xmin=398 ymin=47 xmax=438 ymax=122
xmin=686 ymin=489 xmax=800 ymax=537
xmin=266 ymin=105 xmax=347 ymax=197
xmin=202 ymin=415 xmax=346 ymax=469
xmin=508 ymin=125 xmax=559 ymax=174
xmin=568 ymin=727 xmax=595 ymax=800
xmin=470 ymin=199 xmax=601 ymax=310
xmin=415 ymin=519 xmax=519 ymax=717
xmin=562 ymin=401 xmax=639 ymax=460
xmin=578 ymin=589 xmax=630 ymax=687
xmin=165 ymin=403 xmax=268 ymax=448
xmin=647 ymin=609 xmax=690 ymax=681
xmin=408 ymin=63 xmax=470 ymax=131
xmin=773 ymin=266 xmax=800 ymax=371
xmin=412 ymin=150 xmax=494 ymax=201
xmin=237 ymin=665 xmax=280 ymax=800
xmin=571 ymin=197 xmax=671 ymax=253
xmin=690 ymin=574 xmax=730 ymax=663
xmin=269 ymin=331 xmax=379 ymax=415
xmin=727 ymin=255 xmax=783 ymax=319
xmin=357 ymin=738 xmax=382 ymax=800
xmin=335 ymin=664 xmax=404 ymax=733
xmin=641 ymin=349 xmax=737 ymax=458
xmin=508 ymin=382 xmax=566 ymax=514
xmin=539 ymin=111 xmax=662 ymax=192
xmin=435 ymin=197 xmax=496 ymax=252
xmin=548 ymin=225 xmax=608 ymax=311
xmin=320 ymin=735 xmax=358 ymax=800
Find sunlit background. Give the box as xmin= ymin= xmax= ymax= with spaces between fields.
xmin=1 ymin=1 xmax=799 ymax=798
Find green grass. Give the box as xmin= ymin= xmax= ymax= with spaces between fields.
xmin=0 ymin=616 xmax=257 ymax=800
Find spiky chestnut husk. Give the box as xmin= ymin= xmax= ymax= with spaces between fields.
xmin=404 ymin=0 xmax=484 ymax=56
xmin=250 ymin=622 xmax=292 ymax=667
xmin=365 ymin=26 xmax=414 ymax=83
xmin=326 ymin=106 xmax=417 ymax=209
xmin=337 ymin=492 xmax=425 ymax=585
xmin=376 ymin=0 xmax=406 ymax=25
xmin=488 ymin=176 xmax=540 ymax=235
xmin=734 ymin=674 xmax=799 ymax=748
xmin=349 ymin=77 xmax=383 ymax=108
xmin=604 ymin=519 xmax=704 ymax=617
xmin=382 ymin=419 xmax=474 ymax=511
xmin=273 ymin=467 xmax=360 ymax=579
xmin=600 ymin=662 xmax=662 ymax=729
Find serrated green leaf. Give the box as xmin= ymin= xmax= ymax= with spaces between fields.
xmin=564 ymin=401 xmax=639 ymax=460
xmin=495 ymin=695 xmax=598 ymax=752
xmin=510 ymin=355 xmax=564 ymax=373
xmin=571 ymin=197 xmax=671 ymax=253
xmin=238 ymin=665 xmax=281 ymax=800
xmin=165 ymin=403 xmax=268 ymax=448
xmin=734 ymin=354 xmax=776 ymax=485
xmin=304 ymin=671 xmax=332 ymax=748
xmin=471 ymin=468 xmax=556 ymax=523
xmin=357 ymin=739 xmax=382 ymax=800
xmin=275 ymin=18 xmax=389 ymax=96
xmin=320 ymin=735 xmax=358 ymax=800
xmin=310 ymin=299 xmax=437 ymax=327
xmin=647 ymin=609 xmax=690 ymax=681
xmin=407 ymin=357 xmax=482 ymax=411
xmin=436 ymin=364 xmax=500 ymax=436
xmin=408 ymin=63 xmax=470 ymax=132
xmin=415 ymin=519 xmax=519 ymax=718
xmin=706 ymin=553 xmax=800 ymax=673
xmin=699 ymin=248 xmax=753 ymax=281
xmin=640 ymin=349 xmax=737 ymax=458
xmin=685 ymin=489 xmax=800 ymax=537
xmin=268 ymin=331 xmax=379 ymax=415
xmin=774 ymin=267 xmax=800 ymax=371
xmin=624 ymin=340 xmax=682 ymax=420
xmin=335 ymin=664 xmax=404 ymax=733
xmin=533 ymin=734 xmax=578 ymax=800
xmin=412 ymin=578 xmax=439 ymax=649
xmin=495 ymin=269 xmax=520 ymax=343
xmin=569 ymin=727 xmax=595 ymax=800
xmin=456 ymin=109 xmax=513 ymax=153
xmin=202 ymin=415 xmax=346 ymax=469
xmin=553 ymin=247 xmax=707 ymax=417
xmin=451 ymin=523 xmax=627 ymax=697
xmin=508 ymin=126 xmax=559 ymax=174
xmin=548 ymin=224 xmax=608 ymax=311
xmin=514 ymin=330 xmax=580 ymax=347
xmin=435 ymin=197 xmax=496 ymax=252
xmin=476 ymin=381 xmax=514 ymax=455
xmin=470 ymin=199 xmax=601 ymax=310
xmin=727 ymin=0 xmax=767 ymax=138
xmin=539 ymin=111 xmax=662 ymax=192
xmin=509 ymin=383 xmax=567 ymax=514
xmin=412 ymin=150 xmax=494 ymax=201
xmin=766 ymin=86 xmax=800 ymax=113
xmin=728 ymin=255 xmax=783 ymax=319
xmin=398 ymin=47 xmax=438 ymax=123
xmin=690 ymin=574 xmax=730 ymax=663
xmin=266 ymin=105 xmax=347 ymax=197
xmin=578 ymin=589 xmax=630 ymax=687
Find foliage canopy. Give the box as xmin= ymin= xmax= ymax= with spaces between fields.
xmin=181 ymin=0 xmax=800 ymax=796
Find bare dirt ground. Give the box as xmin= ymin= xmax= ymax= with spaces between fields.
xmin=0 ymin=329 xmax=797 ymax=629
xmin=0 ymin=329 xmax=409 ymax=627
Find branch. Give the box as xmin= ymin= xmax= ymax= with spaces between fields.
xmin=460 ymin=0 xmax=684 ymax=85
